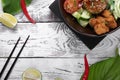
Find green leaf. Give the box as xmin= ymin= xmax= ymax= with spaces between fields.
xmin=115 ymin=48 xmax=120 ymax=57
xmin=80 ymin=57 xmax=120 ymax=80
xmin=1 ymin=0 xmax=32 ymax=15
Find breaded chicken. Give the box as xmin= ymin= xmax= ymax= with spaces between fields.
xmin=105 ymin=16 xmax=117 ymax=28
xmin=94 ymin=23 xmax=109 ymax=35
xmin=102 ymin=10 xmax=112 ymax=18
xmin=96 ymin=16 xmax=106 ymax=23
xmin=89 ymin=18 xmax=97 ymax=27
xmin=89 ymin=16 xmax=105 ymax=27
xmin=89 ymin=10 xmax=117 ymax=35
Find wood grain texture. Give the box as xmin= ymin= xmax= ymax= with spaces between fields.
xmin=15 ymin=0 xmax=61 ymax=22
xmin=0 ymin=58 xmax=105 ymax=80
xmin=0 ymin=23 xmax=119 ymax=58
xmin=0 ymin=0 xmax=120 ymax=80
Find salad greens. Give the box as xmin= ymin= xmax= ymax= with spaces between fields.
xmin=1 ymin=0 xmax=32 ymax=15
xmin=114 ymin=0 xmax=120 ymax=19
xmin=108 ymin=0 xmax=120 ymax=20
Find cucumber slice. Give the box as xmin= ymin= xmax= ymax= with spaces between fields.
xmin=72 ymin=11 xmax=81 ymax=19
xmin=77 ymin=8 xmax=84 ymax=14
xmin=77 ymin=18 xmax=89 ymax=27
xmin=80 ymin=10 xmax=91 ymax=19
xmin=72 ymin=8 xmax=84 ymax=19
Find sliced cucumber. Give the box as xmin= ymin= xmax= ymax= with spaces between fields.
xmin=77 ymin=18 xmax=89 ymax=27
xmin=72 ymin=8 xmax=91 ymax=27
xmin=72 ymin=8 xmax=91 ymax=20
xmin=77 ymin=8 xmax=83 ymax=14
xmin=72 ymin=8 xmax=84 ymax=19
xmin=72 ymin=11 xmax=81 ymax=19
xmin=80 ymin=10 xmax=91 ymax=19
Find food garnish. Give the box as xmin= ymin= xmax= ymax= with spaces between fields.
xmin=81 ymin=57 xmax=120 ymax=80
xmin=22 ymin=68 xmax=42 ymax=80
xmin=1 ymin=0 xmax=32 ymax=15
xmin=82 ymin=54 xmax=89 ymax=80
xmin=112 ymin=0 xmax=120 ymax=20
xmin=80 ymin=48 xmax=120 ymax=80
xmin=64 ymin=0 xmax=119 ymax=35
xmin=20 ymin=0 xmax=36 ymax=24
xmin=0 ymin=13 xmax=17 ymax=28
xmin=1 ymin=0 xmax=35 ymax=23
xmin=55 ymin=77 xmax=63 ymax=80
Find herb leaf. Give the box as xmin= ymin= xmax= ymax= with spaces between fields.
xmin=1 ymin=0 xmax=32 ymax=15
xmin=81 ymin=56 xmax=120 ymax=80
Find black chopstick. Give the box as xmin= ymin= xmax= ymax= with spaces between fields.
xmin=0 ymin=37 xmax=21 ymax=79
xmin=4 ymin=35 xmax=30 ymax=80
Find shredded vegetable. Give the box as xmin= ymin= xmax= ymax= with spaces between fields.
xmin=111 ymin=0 xmax=120 ymax=20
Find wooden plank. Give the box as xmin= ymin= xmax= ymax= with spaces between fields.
xmin=0 ymin=23 xmax=119 ymax=58
xmin=0 ymin=58 xmax=105 ymax=80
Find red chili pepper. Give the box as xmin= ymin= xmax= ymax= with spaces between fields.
xmin=82 ymin=54 xmax=89 ymax=80
xmin=20 ymin=0 xmax=36 ymax=24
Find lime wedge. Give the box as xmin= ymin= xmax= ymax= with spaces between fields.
xmin=22 ymin=68 xmax=42 ymax=80
xmin=0 ymin=13 xmax=17 ymax=28
xmin=55 ymin=77 xmax=63 ymax=80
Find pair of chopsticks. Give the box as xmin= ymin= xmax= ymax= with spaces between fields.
xmin=0 ymin=35 xmax=30 ymax=80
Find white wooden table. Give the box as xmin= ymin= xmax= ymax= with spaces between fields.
xmin=0 ymin=0 xmax=120 ymax=80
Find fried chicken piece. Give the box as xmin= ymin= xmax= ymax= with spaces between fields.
xmin=89 ymin=17 xmax=105 ymax=27
xmin=96 ymin=16 xmax=106 ymax=23
xmin=89 ymin=10 xmax=117 ymax=35
xmin=94 ymin=23 xmax=109 ymax=35
xmin=102 ymin=10 xmax=112 ymax=18
xmin=105 ymin=16 xmax=117 ymax=29
xmin=89 ymin=18 xmax=97 ymax=27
